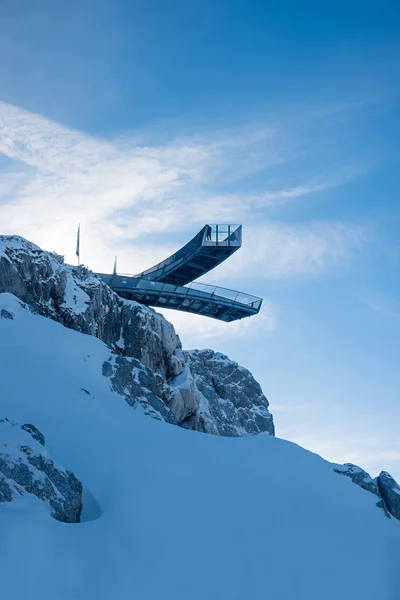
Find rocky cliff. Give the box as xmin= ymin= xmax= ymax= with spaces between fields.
xmin=0 ymin=235 xmax=275 ymax=437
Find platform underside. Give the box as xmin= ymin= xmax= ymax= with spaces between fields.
xmin=116 ymin=287 xmax=259 ymax=322
xmin=97 ymin=274 xmax=261 ymax=322
xmin=154 ymin=244 xmax=240 ymax=286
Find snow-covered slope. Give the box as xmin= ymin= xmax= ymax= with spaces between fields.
xmin=0 ymin=293 xmax=399 ymax=600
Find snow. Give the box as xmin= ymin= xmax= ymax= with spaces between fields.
xmin=0 ymin=292 xmax=399 ymax=600
xmin=0 ymin=235 xmax=41 ymax=257
xmin=169 ymin=364 xmax=193 ymax=389
xmin=60 ymin=271 xmax=91 ymax=315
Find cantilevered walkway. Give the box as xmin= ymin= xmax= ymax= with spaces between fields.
xmin=137 ymin=224 xmax=242 ymax=286
xmin=97 ymin=225 xmax=262 ymax=322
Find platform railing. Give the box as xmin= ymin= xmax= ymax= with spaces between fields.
xmin=138 ymin=227 xmax=204 ymax=280
xmin=203 ymin=224 xmax=242 ymax=245
xmin=136 ymin=224 xmax=242 ymax=281
xmin=109 ymin=274 xmax=262 ymax=310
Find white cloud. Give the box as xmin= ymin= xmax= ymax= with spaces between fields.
xmin=157 ymin=302 xmax=277 ymax=347
xmin=202 ymin=221 xmax=365 ymax=282
xmin=0 ymin=100 xmax=366 ymax=281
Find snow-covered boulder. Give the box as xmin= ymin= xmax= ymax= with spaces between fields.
xmin=183 ymin=349 xmax=275 ymax=436
xmin=0 ymin=418 xmax=82 ymax=522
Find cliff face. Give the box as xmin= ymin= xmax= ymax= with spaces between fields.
xmin=0 ymin=235 xmax=275 ymax=437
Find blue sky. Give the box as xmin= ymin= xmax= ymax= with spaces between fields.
xmin=0 ymin=0 xmax=399 ymax=478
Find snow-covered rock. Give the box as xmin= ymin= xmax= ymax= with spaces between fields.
xmin=0 ymin=418 xmax=82 ymax=522
xmin=333 ymin=463 xmax=400 ymax=521
xmin=377 ymin=471 xmax=400 ymax=520
xmin=183 ymin=349 xmax=275 ymax=436
xmin=0 ymin=235 xmax=274 ymax=436
xmin=0 ymin=235 xmax=183 ymax=381
xmin=103 ymin=354 xmax=178 ymax=425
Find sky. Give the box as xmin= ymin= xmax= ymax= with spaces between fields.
xmin=0 ymin=0 xmax=399 ymax=479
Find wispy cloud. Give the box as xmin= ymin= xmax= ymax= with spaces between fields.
xmin=361 ymin=292 xmax=400 ymax=320
xmin=158 ymin=303 xmax=277 ymax=347
xmin=203 ymin=221 xmax=365 ymax=282
xmin=0 ymin=100 xmax=367 ymax=281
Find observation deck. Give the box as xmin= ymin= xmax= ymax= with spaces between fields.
xmin=97 ymin=224 xmax=262 ymax=322
xmin=137 ymin=224 xmax=242 ymax=286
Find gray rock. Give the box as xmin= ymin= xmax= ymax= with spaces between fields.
xmin=21 ymin=423 xmax=45 ymax=446
xmin=377 ymin=471 xmax=400 ymax=520
xmin=0 ymin=418 xmax=82 ymax=522
xmin=102 ymin=360 xmax=113 ymax=378
xmin=333 ymin=463 xmax=381 ymax=497
xmin=104 ymin=356 xmax=178 ymax=425
xmin=0 ymin=236 xmax=188 ymax=422
xmin=0 ymin=235 xmax=183 ymax=383
xmin=182 ymin=349 xmax=275 ymax=436
xmin=0 ymin=236 xmax=274 ymax=438
xmin=0 ymin=476 xmax=12 ymax=502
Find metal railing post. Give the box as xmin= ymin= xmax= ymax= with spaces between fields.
xmin=216 ymin=224 xmax=219 ymax=246
xmin=228 ymin=224 xmax=231 ymax=247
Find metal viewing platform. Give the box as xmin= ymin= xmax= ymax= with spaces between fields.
xmin=137 ymin=224 xmax=242 ymax=286
xmin=97 ymin=225 xmax=262 ymax=322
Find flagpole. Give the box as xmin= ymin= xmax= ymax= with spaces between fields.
xmin=76 ymin=224 xmax=81 ymax=266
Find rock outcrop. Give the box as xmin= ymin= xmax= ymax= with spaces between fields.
xmin=377 ymin=471 xmax=400 ymax=520
xmin=102 ymin=354 xmax=178 ymax=425
xmin=0 ymin=418 xmax=82 ymax=522
xmin=182 ymin=349 xmax=275 ymax=436
xmin=333 ymin=463 xmax=400 ymax=521
xmin=0 ymin=235 xmax=274 ymax=436
xmin=0 ymin=236 xmax=184 ymax=381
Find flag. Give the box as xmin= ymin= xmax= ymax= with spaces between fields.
xmin=76 ymin=224 xmax=80 ymax=263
